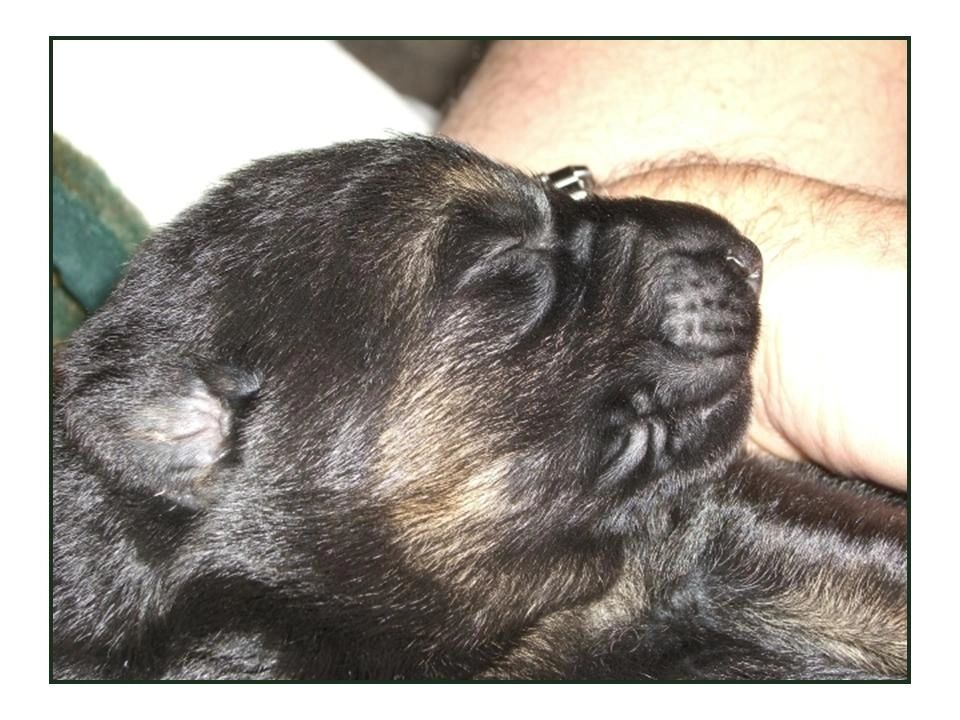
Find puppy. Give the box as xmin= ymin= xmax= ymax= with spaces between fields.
xmin=52 ymin=135 xmax=906 ymax=680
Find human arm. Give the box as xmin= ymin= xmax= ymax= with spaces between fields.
xmin=440 ymin=39 xmax=907 ymax=196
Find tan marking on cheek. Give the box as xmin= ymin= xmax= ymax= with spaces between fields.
xmin=377 ymin=372 xmax=480 ymax=488
xmin=451 ymin=458 xmax=516 ymax=521
xmin=381 ymin=436 xmax=514 ymax=555
xmin=385 ymin=461 xmax=518 ymax=586
xmin=377 ymin=368 xmax=475 ymax=492
xmin=375 ymin=362 xmax=518 ymax=576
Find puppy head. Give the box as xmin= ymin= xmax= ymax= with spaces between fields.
xmin=370 ymin=143 xmax=762 ymax=623
xmin=55 ymin=136 xmax=761 ymax=646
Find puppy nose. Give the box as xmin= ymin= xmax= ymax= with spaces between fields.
xmin=724 ymin=238 xmax=763 ymax=295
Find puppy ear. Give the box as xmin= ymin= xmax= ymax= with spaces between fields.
xmin=58 ymin=356 xmax=260 ymax=509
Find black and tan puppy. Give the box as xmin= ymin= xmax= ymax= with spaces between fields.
xmin=52 ymin=136 xmax=906 ymax=680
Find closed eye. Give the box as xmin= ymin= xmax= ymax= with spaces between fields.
xmin=450 ymin=242 xmax=559 ymax=349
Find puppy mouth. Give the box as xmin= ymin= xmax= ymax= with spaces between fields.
xmin=593 ymin=349 xmax=751 ymax=495
xmin=611 ymin=232 xmax=762 ymax=488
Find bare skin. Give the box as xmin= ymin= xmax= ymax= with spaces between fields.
xmin=440 ymin=40 xmax=907 ymax=490
xmin=441 ymin=39 xmax=907 ymax=195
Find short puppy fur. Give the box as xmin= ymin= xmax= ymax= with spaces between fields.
xmin=53 ymin=136 xmax=906 ymax=680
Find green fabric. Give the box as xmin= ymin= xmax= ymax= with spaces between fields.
xmin=52 ymin=271 xmax=87 ymax=344
xmin=52 ymin=175 xmax=131 ymax=312
xmin=51 ymin=135 xmax=151 ymax=343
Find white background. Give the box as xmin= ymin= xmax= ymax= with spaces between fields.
xmin=53 ymin=39 xmax=434 ymax=227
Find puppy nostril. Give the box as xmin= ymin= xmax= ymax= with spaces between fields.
xmin=725 ymin=242 xmax=763 ymax=295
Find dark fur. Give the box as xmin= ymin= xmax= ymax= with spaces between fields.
xmin=52 ymin=136 xmax=906 ymax=680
